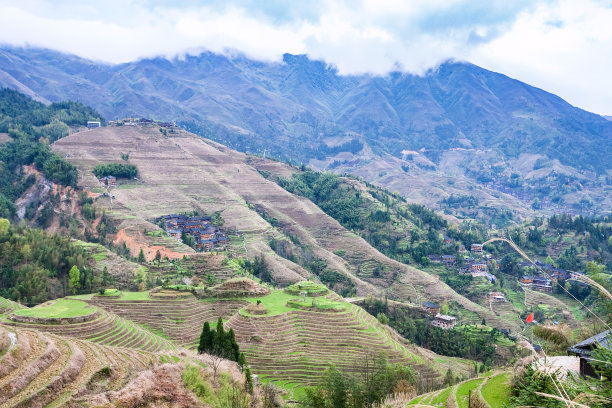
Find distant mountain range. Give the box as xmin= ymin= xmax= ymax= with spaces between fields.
xmin=1 ymin=46 xmax=610 ymax=220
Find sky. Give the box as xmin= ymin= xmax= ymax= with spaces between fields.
xmin=0 ymin=0 xmax=611 ymax=114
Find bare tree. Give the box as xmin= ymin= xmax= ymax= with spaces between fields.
xmin=202 ymin=352 xmax=224 ymax=382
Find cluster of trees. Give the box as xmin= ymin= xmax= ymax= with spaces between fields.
xmin=0 ymin=218 xmax=96 ymax=305
xmin=92 ymin=163 xmax=138 ymax=179
xmin=277 ymin=171 xmax=460 ymax=266
xmin=241 ymin=255 xmax=272 ymax=283
xmin=363 ymin=297 xmax=499 ymax=366
xmin=198 ymin=317 xmax=247 ymax=369
xmin=299 ymin=355 xmax=416 ymax=408
xmin=0 ymin=89 xmax=102 ymax=219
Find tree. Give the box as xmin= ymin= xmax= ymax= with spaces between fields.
xmin=154 ymin=250 xmax=161 ymax=265
xmin=198 ymin=321 xmax=213 ymax=354
xmin=443 ymin=368 xmax=455 ymax=386
xmin=441 ymin=301 xmax=449 ymax=315
xmin=0 ymin=218 xmax=9 ymax=237
xmin=237 ymin=352 xmax=247 ymax=371
xmin=69 ymin=265 xmax=81 ymax=295
xmin=102 ymin=266 xmax=110 ymax=287
xmin=137 ymin=248 xmax=146 ymax=263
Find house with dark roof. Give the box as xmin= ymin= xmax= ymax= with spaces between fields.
xmin=427 ymin=255 xmax=442 ymax=263
xmin=441 ymin=255 xmax=457 ymax=267
xmin=567 ymin=330 xmax=611 ymax=377
xmin=422 ymin=301 xmax=441 ymax=316
xmin=471 ymin=243 xmax=483 ymax=253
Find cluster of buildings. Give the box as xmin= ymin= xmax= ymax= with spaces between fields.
xmin=427 ymin=242 xmax=497 ymax=283
xmin=99 ymin=176 xmax=117 ymax=187
xmin=108 ymin=118 xmax=177 ymax=128
xmin=160 ymin=214 xmax=228 ymax=251
xmin=517 ymin=260 xmax=583 ymax=293
xmin=422 ymin=302 xmax=457 ymax=329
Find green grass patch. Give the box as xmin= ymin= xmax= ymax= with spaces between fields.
xmin=431 ymin=387 xmax=452 ymax=405
xmin=67 ymin=293 xmax=95 ymax=300
xmin=241 ymin=290 xmax=301 ymax=316
xmin=285 ymin=281 xmax=328 ymax=296
xmin=118 ymin=291 xmax=152 ymax=300
xmin=97 ymin=288 xmax=122 ymax=297
xmin=15 ymin=298 xmax=95 ymax=318
xmin=481 ymin=373 xmax=511 ymax=407
xmin=456 ymin=378 xmax=485 ymax=408
xmin=286 ymin=297 xmax=346 ymax=312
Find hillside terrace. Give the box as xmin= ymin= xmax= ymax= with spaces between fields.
xmin=160 ymin=214 xmax=228 ymax=252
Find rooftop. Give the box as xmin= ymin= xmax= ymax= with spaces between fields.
xmin=434 ymin=314 xmax=456 ymax=322
xmin=568 ymin=330 xmax=611 ymax=355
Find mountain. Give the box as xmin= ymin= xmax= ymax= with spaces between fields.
xmin=1 ymin=46 xmax=611 ymax=219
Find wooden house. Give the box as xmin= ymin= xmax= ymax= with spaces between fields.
xmin=432 ymin=314 xmax=457 ymax=329
xmin=567 ymin=330 xmax=611 ymax=377
xmin=422 ymin=301 xmax=441 ymax=316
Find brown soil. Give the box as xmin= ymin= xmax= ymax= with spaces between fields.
xmin=86 ymin=363 xmax=202 ymax=408
xmin=114 ymin=228 xmax=190 ymax=261
xmin=245 ymin=303 xmax=268 ymax=315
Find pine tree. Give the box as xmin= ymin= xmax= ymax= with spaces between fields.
xmin=214 ymin=317 xmax=227 ymax=356
xmin=244 ymin=366 xmax=253 ymax=393
xmin=138 ymin=248 xmax=146 ymax=263
xmin=228 ymin=328 xmax=240 ymax=361
xmin=237 ymin=352 xmax=247 ymax=371
xmin=198 ymin=321 xmax=213 ymax=354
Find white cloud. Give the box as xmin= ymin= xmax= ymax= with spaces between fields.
xmin=0 ymin=0 xmax=610 ymax=113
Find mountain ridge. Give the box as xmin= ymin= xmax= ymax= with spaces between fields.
xmin=1 ymin=46 xmax=610 ymax=219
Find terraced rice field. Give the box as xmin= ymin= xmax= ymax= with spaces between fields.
xmin=0 ymin=324 xmax=162 ymax=408
xmin=408 ymin=371 xmax=512 ymax=408
xmin=0 ymin=298 xmax=24 ymax=314
xmin=88 ymin=293 xmax=247 ymax=346
xmin=480 ymin=372 xmax=511 ymax=407
xmin=227 ymin=300 xmax=440 ymax=394
xmin=2 ymin=299 xmax=176 ymax=353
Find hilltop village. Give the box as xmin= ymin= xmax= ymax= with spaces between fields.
xmin=426 ymin=240 xmax=583 ymax=294
xmin=160 ymin=214 xmax=228 ymax=251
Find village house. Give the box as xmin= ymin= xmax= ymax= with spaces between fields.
xmin=99 ymin=176 xmax=117 ymax=187
xmin=520 ymin=276 xmax=553 ymax=293
xmin=432 ymin=314 xmax=457 ymax=329
xmin=161 ymin=213 xmax=227 ymax=252
xmin=471 ymin=243 xmax=484 ymax=253
xmin=488 ymin=292 xmax=506 ymax=302
xmin=422 ymin=301 xmax=441 ymax=316
xmin=441 ymin=255 xmax=457 ymax=267
xmin=443 ymin=235 xmax=452 ymax=244
xmin=427 ymin=255 xmax=442 ymax=263
xmin=87 ymin=121 xmax=101 ymax=128
xmin=567 ymin=330 xmax=611 ymax=377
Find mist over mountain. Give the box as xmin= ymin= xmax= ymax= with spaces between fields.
xmin=1 ymin=46 xmax=610 ymax=220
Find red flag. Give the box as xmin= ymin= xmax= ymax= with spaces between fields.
xmin=526 ymin=312 xmax=534 ymax=323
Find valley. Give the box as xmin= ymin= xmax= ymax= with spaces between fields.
xmin=0 ymin=87 xmax=609 ymax=407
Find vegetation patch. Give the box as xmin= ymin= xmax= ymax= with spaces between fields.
xmin=284 ymin=281 xmax=328 ymax=297
xmin=94 ymin=288 xmax=121 ymax=297
xmin=481 ymin=372 xmax=511 ymax=407
xmin=286 ymin=297 xmax=346 ymax=312
xmin=14 ymin=298 xmax=95 ymax=319
xmin=92 ymin=162 xmax=138 ymax=179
